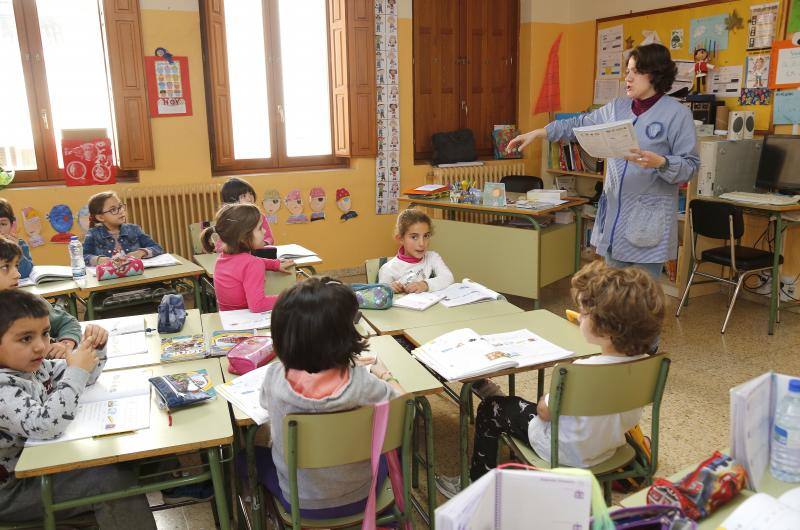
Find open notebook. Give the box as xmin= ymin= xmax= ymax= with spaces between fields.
xmin=720 ymin=487 xmax=800 ymax=529
xmin=80 ymin=316 xmax=148 ymax=358
xmin=17 ymin=266 xmax=72 ymax=287
xmin=393 ymin=279 xmax=501 ymax=311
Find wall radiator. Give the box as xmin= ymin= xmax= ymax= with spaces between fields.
xmin=427 ymin=161 xmax=526 ymax=223
xmin=120 ymin=183 xmax=222 ymax=259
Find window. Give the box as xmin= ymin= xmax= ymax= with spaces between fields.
xmin=0 ymin=0 xmax=151 ymax=185
xmin=413 ymin=0 xmax=518 ymax=162
xmin=201 ymin=0 xmax=376 ymax=174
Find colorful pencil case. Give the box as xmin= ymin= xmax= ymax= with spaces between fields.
xmin=96 ymin=257 xmax=144 ymax=280
xmin=227 ymin=336 xmax=275 ymax=375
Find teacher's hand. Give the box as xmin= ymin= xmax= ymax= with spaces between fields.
xmin=506 ymin=129 xmax=546 ymax=153
xmin=625 ymin=148 xmax=667 ymax=169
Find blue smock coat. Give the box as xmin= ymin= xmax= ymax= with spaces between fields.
xmin=546 ymin=96 xmax=699 ymax=264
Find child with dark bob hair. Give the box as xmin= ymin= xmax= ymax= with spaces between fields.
xmin=256 ymin=277 xmax=404 ymax=518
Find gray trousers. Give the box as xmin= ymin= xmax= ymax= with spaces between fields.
xmin=0 ymin=465 xmax=156 ymax=529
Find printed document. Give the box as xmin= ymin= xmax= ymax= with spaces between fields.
xmin=573 ymin=120 xmax=639 ymax=159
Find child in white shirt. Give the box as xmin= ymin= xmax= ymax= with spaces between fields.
xmin=437 ymin=260 xmax=665 ymax=496
xmin=378 ymin=209 xmax=454 ymax=293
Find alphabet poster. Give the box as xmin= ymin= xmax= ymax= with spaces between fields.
xmin=375 ymin=0 xmax=400 ymax=215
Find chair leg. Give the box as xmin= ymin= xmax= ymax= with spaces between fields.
xmin=602 ymin=480 xmax=612 ymax=506
xmin=676 ymin=262 xmax=698 ymax=317
xmin=721 ymin=276 xmax=746 ymax=334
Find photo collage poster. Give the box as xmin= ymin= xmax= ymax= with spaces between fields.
xmin=375 ymin=0 xmax=400 ymax=215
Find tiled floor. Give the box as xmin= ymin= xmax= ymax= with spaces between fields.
xmin=161 ymin=275 xmax=800 ymax=529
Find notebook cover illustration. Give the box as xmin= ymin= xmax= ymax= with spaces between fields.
xmin=209 ymin=330 xmax=253 ymax=357
xmin=148 ymin=369 xmax=216 ymax=411
xmin=160 ymin=334 xmax=207 ymax=363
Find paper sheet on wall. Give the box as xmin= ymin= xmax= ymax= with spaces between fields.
xmin=773 ymin=89 xmax=800 ymax=124
xmin=598 ymin=25 xmax=623 ymax=53
xmin=690 ymin=14 xmax=729 ymax=52
xmin=597 ymin=25 xmax=623 ymax=79
xmin=374 ymin=0 xmax=399 ymax=215
xmin=669 ymin=60 xmax=696 ymax=93
xmin=593 ymin=79 xmax=620 ymax=104
xmin=748 ymin=2 xmax=779 ymax=50
xmin=775 ymin=46 xmax=800 ymax=87
xmin=708 ymin=65 xmax=744 ymax=97
xmin=573 ymin=120 xmax=639 ymax=159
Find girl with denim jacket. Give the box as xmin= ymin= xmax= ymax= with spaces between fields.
xmin=83 ymin=192 xmax=164 ymax=267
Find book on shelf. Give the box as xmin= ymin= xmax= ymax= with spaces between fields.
xmin=25 ymin=369 xmax=152 ymax=446
xmin=149 ymin=369 xmax=216 ymax=411
xmin=412 ymin=328 xmax=572 ymax=381
xmin=17 ymin=266 xmax=73 ymax=287
xmin=435 ymin=467 xmax=592 ymax=530
xmin=160 ymin=334 xmax=207 ymax=363
xmin=720 ymin=488 xmax=800 ymax=529
xmin=215 ymin=364 xmax=270 ymax=425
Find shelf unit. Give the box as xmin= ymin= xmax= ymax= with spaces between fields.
xmin=544 ymin=169 xmax=604 ymax=180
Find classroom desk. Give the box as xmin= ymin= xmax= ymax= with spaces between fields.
xmin=619 ymin=459 xmax=794 ymax=528
xmin=78 ymin=255 xmax=204 ymax=320
xmin=404 ymin=309 xmax=601 ymax=486
xmin=201 ymin=310 xmax=376 ymax=340
xmin=361 ymin=299 xmax=523 ymax=336
xmin=95 ymin=309 xmax=203 ymax=371
xmin=15 ymin=358 xmax=233 ymax=530
xmin=193 ymin=251 xmax=322 ymax=279
xmin=685 ymin=197 xmax=800 ymax=335
xmin=21 ymin=280 xmax=79 ymax=316
xmin=400 ymin=197 xmax=588 ymax=305
xmin=217 ymin=335 xmax=444 ymax=529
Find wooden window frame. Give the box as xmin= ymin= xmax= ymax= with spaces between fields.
xmin=201 ymin=0 xmax=375 ymax=175
xmin=5 ymin=0 xmax=151 ymax=188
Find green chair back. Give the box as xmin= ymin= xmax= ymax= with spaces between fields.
xmin=364 ymin=257 xmax=389 ymax=284
xmin=265 ymin=267 xmax=297 ymax=297
xmin=188 ymin=221 xmax=212 ymax=255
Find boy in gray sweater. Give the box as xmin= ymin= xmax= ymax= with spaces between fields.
xmin=0 ymin=290 xmax=156 ymax=528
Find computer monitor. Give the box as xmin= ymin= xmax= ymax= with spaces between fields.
xmin=756 ymin=135 xmax=800 ymax=193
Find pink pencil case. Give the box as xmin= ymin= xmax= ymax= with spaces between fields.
xmin=96 ymin=257 xmax=144 ymax=281
xmin=227 ymin=336 xmax=275 ymax=375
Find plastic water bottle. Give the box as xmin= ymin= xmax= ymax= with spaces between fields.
xmin=68 ymin=236 xmax=86 ymax=286
xmin=770 ymin=379 xmax=800 ymax=482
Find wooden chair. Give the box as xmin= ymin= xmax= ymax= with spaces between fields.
xmin=266 ymin=397 xmax=416 ymax=530
xmin=501 ymin=355 xmax=670 ymax=504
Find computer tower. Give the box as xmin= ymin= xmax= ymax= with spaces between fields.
xmin=696 ymin=138 xmax=762 ymax=197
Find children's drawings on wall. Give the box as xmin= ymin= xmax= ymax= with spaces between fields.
xmin=284 ymin=189 xmax=308 ymax=224
xmin=773 ymin=89 xmax=800 ymax=125
xmin=375 ymin=0 xmax=400 ymax=215
xmin=670 ymin=29 xmax=684 ymax=49
xmin=47 ymin=204 xmax=75 ymax=243
xmin=309 ymin=187 xmax=326 ymax=222
xmin=77 ymin=205 xmax=91 ymax=232
xmin=745 ymin=54 xmax=770 ymax=88
xmin=263 ymin=189 xmax=281 ymax=225
xmin=690 ymin=15 xmax=729 ymax=52
xmin=21 ymin=207 xmax=44 ymax=248
xmin=336 ymin=188 xmax=358 ymax=221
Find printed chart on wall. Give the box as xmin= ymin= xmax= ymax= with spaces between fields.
xmin=375 ymin=0 xmax=400 ymax=215
xmin=144 ymin=55 xmax=193 ymax=118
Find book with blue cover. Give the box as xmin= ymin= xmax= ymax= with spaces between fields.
xmin=148 ymin=369 xmax=216 ymax=411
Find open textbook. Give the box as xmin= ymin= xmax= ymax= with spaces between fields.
xmin=17 ymin=266 xmax=73 ymax=287
xmin=26 ymin=369 xmax=151 ymax=446
xmin=216 ymin=364 xmax=270 ymax=424
xmin=720 ymin=487 xmax=800 ymax=530
xmin=573 ymin=119 xmax=639 ymax=159
xmin=393 ymin=279 xmax=501 ymax=311
xmin=435 ymin=467 xmax=592 ymax=530
xmin=730 ymin=371 xmax=796 ymax=490
xmin=80 ymin=316 xmax=148 ymax=358
xmin=413 ymin=328 xmax=572 ymax=381
xmin=219 ymin=309 xmax=271 ymax=331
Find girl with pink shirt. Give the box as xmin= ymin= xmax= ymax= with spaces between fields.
xmin=201 ymin=204 xmax=293 ymax=312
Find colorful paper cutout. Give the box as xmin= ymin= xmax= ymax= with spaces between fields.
xmin=533 ymin=33 xmax=562 ymax=115
xmin=284 ymin=189 xmax=308 ymax=224
xmin=263 ymin=189 xmax=281 ymax=224
xmin=309 ymin=187 xmax=326 ymax=222
xmin=336 ymin=188 xmax=358 ymax=221
xmin=21 ymin=207 xmax=44 ymax=248
xmin=739 ymin=87 xmax=772 ymax=105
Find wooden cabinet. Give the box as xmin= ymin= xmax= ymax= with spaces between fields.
xmin=413 ymin=0 xmax=518 ymax=161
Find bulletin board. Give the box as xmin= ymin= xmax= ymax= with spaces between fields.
xmin=596 ymin=0 xmax=790 ymax=132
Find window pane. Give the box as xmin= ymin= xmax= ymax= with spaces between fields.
xmin=225 ymin=0 xmax=270 ymax=159
xmin=278 ymin=0 xmax=332 ymax=157
xmin=37 ymin=0 xmax=115 ymax=168
xmin=0 ymin=0 xmax=36 ymax=170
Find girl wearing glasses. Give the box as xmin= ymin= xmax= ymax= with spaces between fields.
xmin=83 ymin=191 xmax=164 ymax=266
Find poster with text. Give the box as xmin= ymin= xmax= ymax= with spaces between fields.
xmin=145 ymin=56 xmax=193 ymax=117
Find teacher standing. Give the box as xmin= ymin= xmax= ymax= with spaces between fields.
xmin=509 ymin=43 xmax=700 ymax=278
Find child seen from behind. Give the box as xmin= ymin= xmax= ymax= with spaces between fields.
xmin=256 ymin=277 xmax=404 ymax=518
xmin=201 ymin=203 xmax=293 ymax=312
xmin=436 ymin=260 xmax=665 ymax=497
xmin=83 ymin=191 xmax=164 ymax=266
xmin=0 ymin=290 xmax=155 ymax=528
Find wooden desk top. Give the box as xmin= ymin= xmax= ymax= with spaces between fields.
xmin=697 ymin=195 xmax=800 ymax=213
xmin=219 ymin=335 xmax=443 ymax=426
xmin=399 ymin=196 xmax=588 ymax=217
xmin=79 ymin=255 xmax=204 ymax=294
xmin=102 ymin=309 xmax=204 ymax=371
xmin=21 ymin=279 xmax=79 ymax=298
xmin=15 ymin=358 xmax=233 ymax=478
xmin=403 ymin=309 xmax=601 ymax=382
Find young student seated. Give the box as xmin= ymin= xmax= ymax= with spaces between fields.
xmin=436 ymin=260 xmax=665 ymax=497
xmin=256 ymin=277 xmax=404 ymax=518
xmin=378 ymin=209 xmax=454 ymax=294
xmin=0 ymin=290 xmax=156 ymax=529
xmin=0 ymin=236 xmax=83 ymax=359
xmin=83 ymin=191 xmax=164 ymax=266
xmin=0 ymin=198 xmax=33 ymax=279
xmin=201 ymin=203 xmax=293 ymax=312
xmin=216 ymin=177 xmax=274 ymax=250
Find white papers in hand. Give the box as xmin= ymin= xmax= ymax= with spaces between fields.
xmin=220 ymin=309 xmax=271 ymax=331
xmin=573 ymin=119 xmax=639 ymax=159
